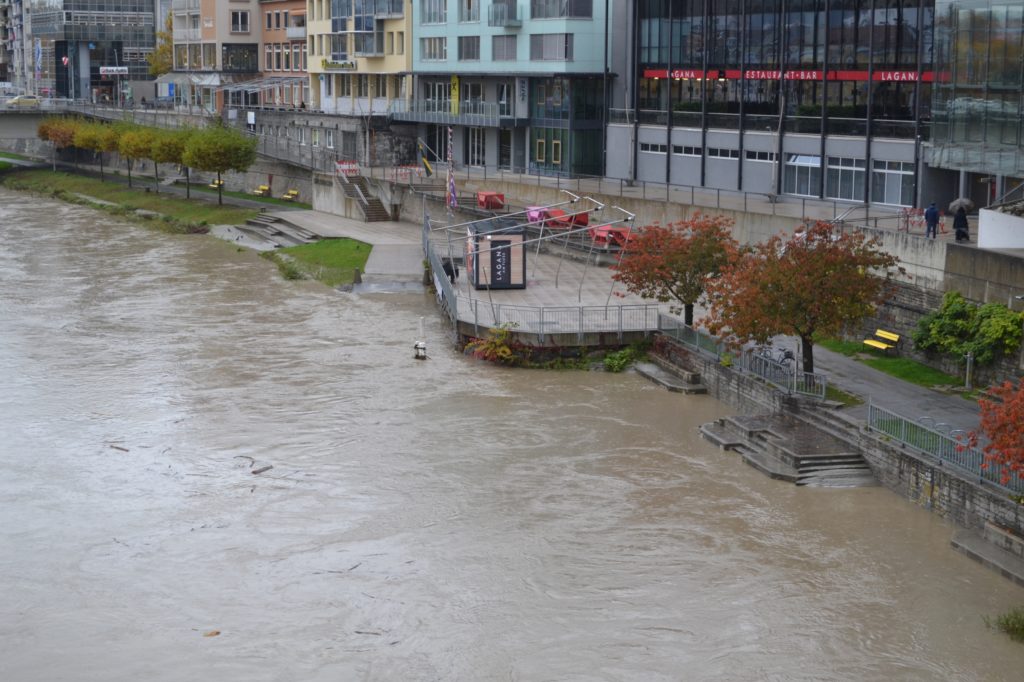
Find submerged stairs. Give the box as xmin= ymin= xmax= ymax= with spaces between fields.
xmin=239 ymin=214 xmax=319 ymax=247
xmin=700 ymin=414 xmax=877 ymax=487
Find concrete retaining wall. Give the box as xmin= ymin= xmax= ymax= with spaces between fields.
xmin=653 ymin=334 xmax=1024 ymax=538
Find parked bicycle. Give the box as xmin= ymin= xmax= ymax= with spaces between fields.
xmin=754 ymin=345 xmax=795 ymax=367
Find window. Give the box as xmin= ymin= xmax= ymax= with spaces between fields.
xmin=231 ymin=11 xmax=250 ymax=33
xmin=493 ymin=35 xmax=516 ymax=61
xmin=552 ymin=139 xmax=561 ymax=165
xmin=283 ymin=45 xmax=291 ymax=70
xmin=266 ymin=12 xmax=272 ymax=30
xmin=396 ymin=32 xmax=405 ymax=55
xmin=326 ymin=129 xmax=335 ymax=149
xmin=745 ymin=150 xmax=777 ymax=162
xmin=530 ymin=34 xmax=573 ymax=61
xmin=275 ymin=44 xmax=282 ymax=70
xmin=297 ymin=127 xmax=305 ymax=145
xmin=283 ymin=11 xmax=289 ymax=27
xmin=386 ymin=32 xmax=394 ymax=55
xmin=825 ymin=156 xmax=866 ymax=202
xmin=460 ymin=0 xmax=479 ymax=22
xmin=458 ymin=36 xmax=480 ymax=61
xmin=422 ymin=0 xmax=446 ymax=23
xmin=292 ymin=44 xmax=300 ymax=71
xmin=325 ymin=74 xmax=333 ymax=97
xmin=421 ymin=37 xmax=447 ymax=60
xmin=265 ymin=44 xmax=273 ymax=70
xmin=640 ymin=142 xmax=668 ymax=153
xmin=673 ymin=145 xmax=701 ymax=156
xmin=783 ymin=154 xmax=822 ymax=197
xmin=871 ymin=160 xmax=915 ymax=206
xmin=536 ymin=138 xmax=545 ymax=162
xmin=375 ymin=74 xmax=387 ymax=98
xmin=339 ymin=74 xmax=351 ymax=97
xmin=312 ymin=129 xmax=320 ymax=147
xmin=274 ymin=11 xmax=280 ymax=29
xmin=357 ymin=75 xmax=369 ymax=98
xmin=707 ymin=147 xmax=739 ymax=159
xmin=467 ymin=127 xmax=485 ymax=166
xmin=531 ymin=0 xmax=592 ymax=18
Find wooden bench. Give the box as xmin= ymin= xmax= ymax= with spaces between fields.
xmin=863 ymin=329 xmax=901 ymax=352
xmin=251 ymin=184 xmax=270 ymax=196
xmin=208 ymin=179 xmax=224 ymax=189
xmin=281 ymin=189 xmax=300 ymax=201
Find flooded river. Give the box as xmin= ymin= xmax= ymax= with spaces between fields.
xmin=2 ymin=189 xmax=1024 ymax=681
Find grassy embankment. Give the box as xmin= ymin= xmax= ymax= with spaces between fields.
xmin=817 ymin=337 xmax=961 ymax=388
xmin=261 ymin=239 xmax=371 ymax=287
xmin=0 ymin=169 xmax=259 ymax=233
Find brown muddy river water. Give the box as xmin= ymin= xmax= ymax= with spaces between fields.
xmin=2 ymin=189 xmax=1024 ymax=681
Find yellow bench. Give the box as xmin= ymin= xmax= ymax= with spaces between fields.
xmin=864 ymin=329 xmax=901 ymax=352
xmin=251 ymin=184 xmax=270 ymax=196
xmin=208 ymin=179 xmax=224 ymax=189
xmin=281 ymin=189 xmax=300 ymax=201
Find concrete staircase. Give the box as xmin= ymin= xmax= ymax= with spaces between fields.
xmin=339 ymin=175 xmax=392 ymax=222
xmin=634 ymin=359 xmax=707 ymax=394
xmin=700 ymin=414 xmax=877 ymax=487
xmin=239 ymin=214 xmax=318 ymax=247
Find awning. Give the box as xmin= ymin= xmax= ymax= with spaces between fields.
xmin=154 ymin=72 xmax=224 ymax=88
xmin=221 ymin=76 xmax=306 ymax=94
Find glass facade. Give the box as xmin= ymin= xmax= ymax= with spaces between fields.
xmin=637 ymin=0 xmax=934 ymax=132
xmin=530 ymin=77 xmax=604 ymax=176
xmin=635 ymin=0 xmax=935 ymax=203
xmin=931 ymin=0 xmax=1024 ymax=176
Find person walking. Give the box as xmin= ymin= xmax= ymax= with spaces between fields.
xmin=924 ymin=202 xmax=939 ymax=238
xmin=953 ymin=206 xmax=970 ymax=243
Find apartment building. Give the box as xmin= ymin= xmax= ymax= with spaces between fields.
xmin=251 ymin=0 xmax=308 ymax=108
xmin=164 ymin=0 xmax=260 ymax=110
xmin=390 ymin=0 xmax=619 ymax=177
xmin=306 ymin=0 xmax=411 ymax=117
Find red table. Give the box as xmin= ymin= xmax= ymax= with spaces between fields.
xmin=589 ymin=225 xmax=633 ymax=247
xmin=476 ymin=191 xmax=505 ymax=209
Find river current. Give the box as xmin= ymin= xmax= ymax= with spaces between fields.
xmin=2 ymin=188 xmax=1024 ymax=681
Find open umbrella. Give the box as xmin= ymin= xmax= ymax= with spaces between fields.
xmin=949 ymin=197 xmax=975 ymax=212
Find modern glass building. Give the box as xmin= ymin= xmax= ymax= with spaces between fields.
xmin=930 ymin=0 xmax=1024 ymax=205
xmin=28 ymin=0 xmax=156 ymax=100
xmin=607 ymin=0 xmax=949 ymax=207
xmin=391 ymin=0 xmax=620 ymax=177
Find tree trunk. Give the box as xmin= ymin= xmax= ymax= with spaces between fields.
xmin=217 ymin=171 xmax=222 ymax=205
xmin=127 ymin=159 xmax=132 ymax=188
xmin=154 ymin=163 xmax=159 ymax=194
xmin=801 ymin=335 xmax=815 ymax=374
xmin=185 ymin=167 xmax=190 ymax=199
xmin=684 ymin=303 xmax=694 ymax=327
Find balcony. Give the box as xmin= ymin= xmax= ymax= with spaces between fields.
xmin=488 ymin=2 xmax=521 ymax=28
xmin=390 ymin=98 xmax=515 ymax=127
xmin=285 ymin=25 xmax=306 ymax=40
xmin=173 ymin=28 xmax=201 ymax=42
xmin=370 ymin=0 xmax=404 ymax=18
xmin=171 ymin=0 xmax=200 ymax=10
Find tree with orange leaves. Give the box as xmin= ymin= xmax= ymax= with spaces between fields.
xmin=967 ymin=379 xmax=1024 ymax=485
xmin=612 ymin=213 xmax=738 ymax=326
xmin=703 ymin=221 xmax=901 ymax=374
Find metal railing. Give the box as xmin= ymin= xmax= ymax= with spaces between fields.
xmin=422 ymin=219 xmax=659 ymax=341
xmin=657 ymin=314 xmax=828 ymax=400
xmin=867 ymin=400 xmax=1020 ymax=493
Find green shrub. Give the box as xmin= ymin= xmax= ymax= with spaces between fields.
xmin=985 ymin=607 xmax=1024 ymax=642
xmin=912 ymin=291 xmax=1024 ymax=365
xmin=603 ymin=347 xmax=636 ymax=373
xmin=260 ymin=251 xmax=305 ymax=280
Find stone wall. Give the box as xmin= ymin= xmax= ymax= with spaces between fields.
xmin=856 ymin=427 xmax=1024 ymax=537
xmin=653 ymin=334 xmax=1024 ymax=539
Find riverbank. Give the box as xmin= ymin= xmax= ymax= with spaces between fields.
xmin=0 ymin=169 xmax=259 ymax=233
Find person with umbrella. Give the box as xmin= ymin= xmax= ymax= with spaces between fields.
xmin=953 ymin=206 xmax=970 ymax=243
xmin=924 ymin=202 xmax=939 ymax=238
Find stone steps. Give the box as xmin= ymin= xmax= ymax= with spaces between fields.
xmin=700 ymin=414 xmax=877 ymax=488
xmin=634 ymin=361 xmax=707 ymax=394
xmin=242 ymin=214 xmax=318 ymax=247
